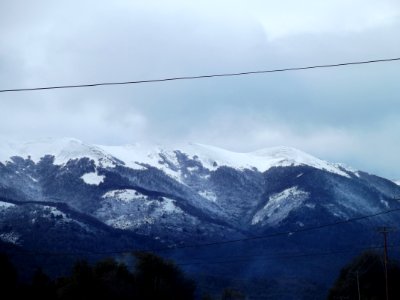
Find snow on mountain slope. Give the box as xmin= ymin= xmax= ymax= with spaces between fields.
xmin=181 ymin=143 xmax=351 ymax=177
xmin=0 ymin=232 xmax=20 ymax=245
xmin=0 ymin=138 xmax=353 ymax=178
xmin=198 ymin=190 xmax=217 ymax=202
xmin=0 ymin=201 xmax=16 ymax=209
xmin=99 ymin=142 xmax=352 ymax=178
xmin=102 ymin=189 xmax=146 ymax=202
xmin=393 ymin=180 xmax=400 ymax=186
xmin=97 ymin=143 xmax=183 ymax=181
xmin=251 ymin=187 xmax=310 ymax=226
xmin=97 ymin=191 xmax=185 ymax=232
xmin=0 ymin=137 xmax=117 ymax=167
xmin=81 ymin=171 xmax=105 ymax=185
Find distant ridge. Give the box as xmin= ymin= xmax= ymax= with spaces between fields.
xmin=0 ymin=137 xmax=353 ymax=179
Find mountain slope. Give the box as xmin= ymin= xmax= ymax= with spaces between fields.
xmin=1 ymin=138 xmax=400 ymax=299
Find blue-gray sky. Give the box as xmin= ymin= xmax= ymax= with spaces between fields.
xmin=1 ymin=0 xmax=400 ymax=178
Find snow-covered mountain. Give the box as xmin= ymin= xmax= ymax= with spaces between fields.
xmin=393 ymin=179 xmax=400 ymax=186
xmin=1 ymin=137 xmax=399 ymax=240
xmin=0 ymin=137 xmax=352 ymax=178
xmin=1 ymin=138 xmax=400 ymax=299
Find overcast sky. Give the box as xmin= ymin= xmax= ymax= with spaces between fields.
xmin=1 ymin=0 xmax=400 ymax=178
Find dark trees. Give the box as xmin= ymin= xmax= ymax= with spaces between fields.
xmin=134 ymin=251 xmax=196 ymax=300
xmin=328 ymin=251 xmax=400 ymax=300
xmin=0 ymin=253 xmax=18 ymax=298
xmin=0 ymin=251 xmax=196 ymax=300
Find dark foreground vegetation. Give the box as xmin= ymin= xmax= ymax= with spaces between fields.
xmin=328 ymin=251 xmax=400 ymax=300
xmin=2 ymin=250 xmax=400 ymax=299
xmin=0 ymin=251 xmax=246 ymax=300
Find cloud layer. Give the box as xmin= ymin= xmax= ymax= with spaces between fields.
xmin=1 ymin=0 xmax=400 ymax=178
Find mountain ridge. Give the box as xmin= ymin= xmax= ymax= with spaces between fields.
xmin=1 ymin=137 xmax=400 ymax=299
xmin=0 ymin=137 xmax=354 ymax=178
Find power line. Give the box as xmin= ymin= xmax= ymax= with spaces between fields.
xmin=10 ymin=242 xmax=397 ymax=268
xmin=177 ymin=244 xmax=382 ymax=265
xmin=170 ymin=241 xmax=383 ymax=263
xmin=152 ymin=207 xmax=400 ymax=252
xmin=178 ymin=243 xmax=400 ymax=267
xmin=7 ymin=206 xmax=400 ymax=257
xmin=176 ymin=245 xmax=392 ymax=267
xmin=0 ymin=57 xmax=399 ymax=93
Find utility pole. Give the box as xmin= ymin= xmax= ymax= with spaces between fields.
xmin=377 ymin=226 xmax=396 ymax=300
xmin=356 ymin=271 xmax=361 ymax=300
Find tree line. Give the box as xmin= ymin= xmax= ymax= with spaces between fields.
xmin=328 ymin=251 xmax=400 ymax=300
xmin=0 ymin=251 xmax=246 ymax=300
xmin=2 ymin=250 xmax=399 ymax=299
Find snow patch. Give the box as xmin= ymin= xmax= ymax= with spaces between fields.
xmin=381 ymin=199 xmax=389 ymax=208
xmin=0 ymin=201 xmax=16 ymax=209
xmin=81 ymin=171 xmax=105 ymax=185
xmin=161 ymin=197 xmax=182 ymax=213
xmin=0 ymin=232 xmax=20 ymax=245
xmin=198 ymin=190 xmax=217 ymax=202
xmin=392 ymin=180 xmax=400 ymax=186
xmin=305 ymin=203 xmax=316 ymax=209
xmin=47 ymin=207 xmax=67 ymax=218
xmin=107 ymin=216 xmax=155 ymax=230
xmin=28 ymin=175 xmax=38 ymax=182
xmin=42 ymin=206 xmax=71 ymax=221
xmin=102 ymin=189 xmax=147 ymax=202
xmin=97 ymin=144 xmax=182 ymax=182
xmin=252 ymin=187 xmax=309 ymax=226
xmin=96 ymin=196 xmax=183 ymax=231
xmin=187 ymin=166 xmax=199 ymax=172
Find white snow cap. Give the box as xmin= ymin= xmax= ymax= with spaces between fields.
xmin=179 ymin=143 xmax=351 ymax=177
xmin=0 ymin=137 xmax=116 ymax=167
xmin=0 ymin=138 xmax=352 ymax=178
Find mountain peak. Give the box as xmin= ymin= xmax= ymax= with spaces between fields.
xmin=0 ymin=138 xmax=353 ymax=178
xmin=0 ymin=137 xmax=116 ymax=167
xmin=176 ymin=143 xmax=351 ymax=177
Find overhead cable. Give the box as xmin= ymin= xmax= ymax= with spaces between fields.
xmin=1 ymin=57 xmax=399 ymax=93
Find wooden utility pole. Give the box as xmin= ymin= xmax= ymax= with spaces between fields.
xmin=356 ymin=271 xmax=361 ymax=300
xmin=377 ymin=226 xmax=396 ymax=300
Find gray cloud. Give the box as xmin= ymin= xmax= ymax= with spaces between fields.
xmin=1 ymin=0 xmax=400 ymax=178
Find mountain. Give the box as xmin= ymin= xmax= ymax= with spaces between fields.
xmin=1 ymin=138 xmax=400 ymax=299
